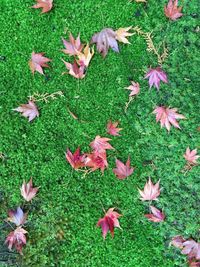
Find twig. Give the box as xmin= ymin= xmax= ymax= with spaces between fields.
xmin=29 ymin=91 xmax=64 ymax=103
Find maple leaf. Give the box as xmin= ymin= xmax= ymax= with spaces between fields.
xmin=84 ymin=151 xmax=108 ymax=173
xmin=184 ymin=147 xmax=199 ymax=165
xmin=125 ymin=81 xmax=140 ymax=97
xmin=115 ymin=26 xmax=133 ymax=44
xmin=77 ymin=44 xmax=94 ymax=67
xmin=62 ymin=33 xmax=83 ymax=56
xmin=144 ymin=206 xmax=165 ymax=222
xmin=20 ymin=178 xmax=39 ymax=202
xmin=138 ymin=178 xmax=160 ymax=201
xmin=7 ymin=207 xmax=27 ymax=227
xmin=164 ymin=0 xmax=183 ymax=21
xmin=145 ymin=67 xmax=168 ymax=90
xmin=190 ymin=262 xmax=200 ymax=267
xmin=32 ymin=0 xmax=53 ymax=13
xmin=107 ymin=121 xmax=122 ymax=136
xmin=113 ymin=157 xmax=134 ymax=179
xmin=65 ymin=147 xmax=86 ymax=169
xmin=62 ymin=59 xmax=85 ymax=79
xmin=153 ymin=106 xmax=185 ymax=131
xmin=91 ymin=28 xmax=119 ymax=58
xmin=5 ymin=227 xmax=28 ymax=255
xmin=29 ymin=52 xmax=51 ymax=75
xmin=171 ymin=235 xmax=185 ymax=249
xmin=14 ymin=101 xmax=39 ymax=122
xmin=90 ymin=136 xmax=114 ymax=153
xmin=182 ymin=240 xmax=200 ymax=261
xmin=97 ymin=208 xmax=122 ymax=239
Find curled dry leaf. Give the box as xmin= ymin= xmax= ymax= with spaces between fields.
xmin=107 ymin=121 xmax=122 ymax=136
xmin=145 ymin=206 xmax=165 ymax=222
xmin=153 ymin=106 xmax=185 ymax=131
xmin=115 ymin=26 xmax=133 ymax=44
xmin=62 ymin=59 xmax=85 ymax=79
xmin=184 ymin=147 xmax=199 ymax=165
xmin=65 ymin=147 xmax=86 ymax=169
xmin=32 ymin=0 xmax=53 ymax=13
xmin=97 ymin=208 xmax=122 ymax=239
xmin=62 ymin=33 xmax=83 ymax=56
xmin=126 ymin=81 xmax=140 ymax=97
xmin=20 ymin=178 xmax=39 ymax=202
xmin=91 ymin=28 xmax=119 ymax=58
xmin=7 ymin=207 xmax=27 ymax=227
xmin=138 ymin=177 xmax=160 ymax=201
xmin=29 ymin=52 xmax=51 ymax=75
xmin=5 ymin=227 xmax=28 ymax=255
xmin=145 ymin=67 xmax=168 ymax=90
xmin=164 ymin=0 xmax=183 ymax=21
xmin=14 ymin=101 xmax=39 ymax=122
xmin=90 ymin=136 xmax=113 ymax=153
xmin=113 ymin=157 xmax=134 ymax=179
xmin=77 ymin=44 xmax=94 ymax=67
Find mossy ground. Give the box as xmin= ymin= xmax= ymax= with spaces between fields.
xmin=0 ymin=0 xmax=199 ymax=266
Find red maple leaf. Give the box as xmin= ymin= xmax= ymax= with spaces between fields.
xmin=138 ymin=178 xmax=161 ymax=201
xmin=84 ymin=151 xmax=108 ymax=173
xmin=97 ymin=208 xmax=122 ymax=239
xmin=20 ymin=178 xmax=39 ymax=202
xmin=62 ymin=33 xmax=83 ymax=56
xmin=107 ymin=121 xmax=122 ymax=136
xmin=113 ymin=157 xmax=134 ymax=179
xmin=5 ymin=227 xmax=28 ymax=255
xmin=29 ymin=52 xmax=51 ymax=75
xmin=32 ymin=0 xmax=53 ymax=14
xmin=14 ymin=101 xmax=39 ymax=122
xmin=62 ymin=59 xmax=85 ymax=79
xmin=65 ymin=147 xmax=86 ymax=169
xmin=144 ymin=206 xmax=165 ymax=222
xmin=184 ymin=147 xmax=199 ymax=165
xmin=90 ymin=136 xmax=113 ymax=153
xmin=145 ymin=67 xmax=168 ymax=90
xmin=164 ymin=0 xmax=183 ymax=21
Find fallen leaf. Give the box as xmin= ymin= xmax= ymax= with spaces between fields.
xmin=20 ymin=178 xmax=39 ymax=202
xmin=32 ymin=0 xmax=53 ymax=13
xmin=182 ymin=240 xmax=200 ymax=261
xmin=84 ymin=151 xmax=108 ymax=173
xmin=91 ymin=28 xmax=119 ymax=57
xmin=77 ymin=44 xmax=94 ymax=67
xmin=153 ymin=106 xmax=185 ymax=131
xmin=65 ymin=147 xmax=86 ymax=169
xmin=145 ymin=67 xmax=168 ymax=90
xmin=190 ymin=262 xmax=200 ymax=267
xmin=138 ymin=177 xmax=160 ymax=201
xmin=113 ymin=157 xmax=134 ymax=179
xmin=115 ymin=26 xmax=133 ymax=44
xmin=171 ymin=235 xmax=185 ymax=249
xmin=62 ymin=33 xmax=83 ymax=56
xmin=97 ymin=208 xmax=122 ymax=239
xmin=164 ymin=0 xmax=183 ymax=21
xmin=107 ymin=121 xmax=122 ymax=136
xmin=29 ymin=52 xmax=51 ymax=75
xmin=62 ymin=59 xmax=85 ymax=79
xmin=184 ymin=147 xmax=199 ymax=165
xmin=145 ymin=206 xmax=165 ymax=222
xmin=14 ymin=101 xmax=39 ymax=122
xmin=125 ymin=81 xmax=140 ymax=96
xmin=5 ymin=227 xmax=28 ymax=255
xmin=7 ymin=207 xmax=27 ymax=227
xmin=90 ymin=136 xmax=114 ymax=153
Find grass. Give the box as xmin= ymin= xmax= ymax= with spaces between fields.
xmin=0 ymin=0 xmax=199 ymax=266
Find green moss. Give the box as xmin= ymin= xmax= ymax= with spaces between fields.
xmin=0 ymin=0 xmax=199 ymax=266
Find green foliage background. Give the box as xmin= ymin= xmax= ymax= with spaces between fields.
xmin=0 ymin=0 xmax=199 ymax=266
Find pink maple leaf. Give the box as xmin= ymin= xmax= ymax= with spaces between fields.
xmin=113 ymin=157 xmax=134 ymax=179
xmin=5 ymin=227 xmax=28 ymax=255
xmin=184 ymin=147 xmax=199 ymax=165
xmin=84 ymin=151 xmax=108 ymax=173
xmin=164 ymin=0 xmax=183 ymax=21
xmin=125 ymin=81 xmax=140 ymax=96
xmin=62 ymin=33 xmax=83 ymax=56
xmin=20 ymin=178 xmax=39 ymax=202
xmin=144 ymin=206 xmax=165 ymax=222
xmin=182 ymin=240 xmax=200 ymax=261
xmin=14 ymin=101 xmax=39 ymax=122
xmin=29 ymin=52 xmax=51 ymax=75
xmin=138 ymin=178 xmax=161 ymax=201
xmin=153 ymin=106 xmax=185 ymax=131
xmin=62 ymin=59 xmax=85 ymax=79
xmin=7 ymin=207 xmax=27 ymax=227
xmin=145 ymin=67 xmax=168 ymax=90
xmin=171 ymin=236 xmax=185 ymax=249
xmin=107 ymin=121 xmax=122 ymax=136
xmin=90 ymin=136 xmax=114 ymax=153
xmin=65 ymin=147 xmax=86 ymax=169
xmin=97 ymin=208 xmax=122 ymax=239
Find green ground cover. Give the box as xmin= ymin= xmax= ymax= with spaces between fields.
xmin=0 ymin=0 xmax=199 ymax=266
